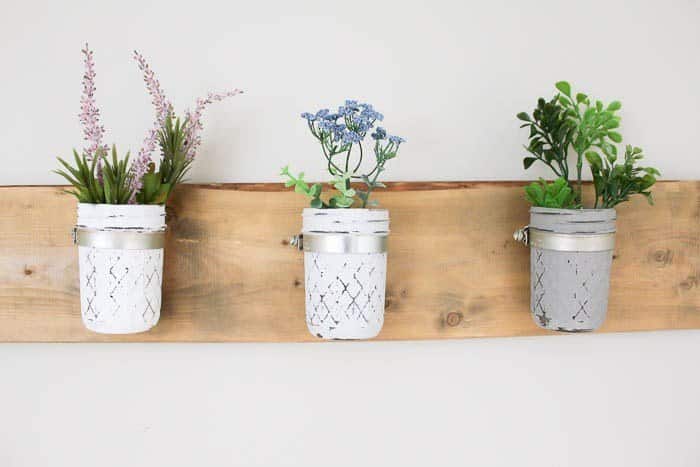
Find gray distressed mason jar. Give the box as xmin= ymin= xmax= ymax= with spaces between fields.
xmin=515 ymin=207 xmax=616 ymax=332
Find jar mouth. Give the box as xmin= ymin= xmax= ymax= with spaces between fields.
xmin=77 ymin=203 xmax=166 ymax=230
xmin=302 ymin=208 xmax=390 ymax=235
xmin=529 ymin=206 xmax=616 ymax=234
xmin=302 ymin=207 xmax=388 ymax=213
xmin=529 ymin=207 xmax=616 ymax=214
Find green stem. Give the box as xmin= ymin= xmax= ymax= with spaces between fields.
xmin=353 ymin=141 xmax=364 ymax=173
xmin=321 ymin=139 xmax=343 ymax=175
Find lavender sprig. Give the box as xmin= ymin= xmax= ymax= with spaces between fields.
xmin=131 ymin=50 xmax=173 ymax=197
xmin=184 ymin=90 xmax=243 ymax=161
xmin=132 ymin=52 xmax=242 ymax=203
xmin=79 ymin=43 xmax=109 ymax=178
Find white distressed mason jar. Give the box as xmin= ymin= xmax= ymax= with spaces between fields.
xmin=299 ymin=208 xmax=390 ymax=340
xmin=515 ymin=207 xmax=616 ymax=332
xmin=74 ymin=203 xmax=166 ymax=334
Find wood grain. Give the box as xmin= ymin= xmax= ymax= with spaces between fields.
xmin=1 ymin=181 xmax=699 ymax=342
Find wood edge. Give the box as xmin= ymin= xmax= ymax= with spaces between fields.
xmin=0 ymin=180 xmax=685 ymax=193
xmin=2 ymin=325 xmax=693 ymax=343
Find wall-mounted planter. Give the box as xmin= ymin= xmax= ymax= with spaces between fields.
xmin=294 ymin=208 xmax=389 ymax=340
xmin=74 ymin=204 xmax=166 ymax=334
xmin=515 ymin=207 xmax=616 ymax=332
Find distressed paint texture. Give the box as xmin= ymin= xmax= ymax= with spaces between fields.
xmin=302 ymin=208 xmax=389 ymax=339
xmin=529 ymin=207 xmax=616 ymax=332
xmin=77 ymin=204 xmax=166 ymax=334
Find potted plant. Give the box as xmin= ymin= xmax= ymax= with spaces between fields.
xmin=513 ymin=81 xmax=660 ymax=332
xmin=282 ymin=100 xmax=405 ymax=339
xmin=55 ymin=44 xmax=241 ymax=334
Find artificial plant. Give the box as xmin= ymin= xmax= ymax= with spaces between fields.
xmin=281 ymin=100 xmax=405 ymax=208
xmin=55 ymin=44 xmax=241 ymax=205
xmin=518 ymin=81 xmax=659 ymax=209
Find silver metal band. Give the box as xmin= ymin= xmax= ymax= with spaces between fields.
xmin=514 ymin=226 xmax=615 ymax=252
xmin=291 ymin=233 xmax=388 ymax=254
xmin=72 ymin=227 xmax=166 ymax=250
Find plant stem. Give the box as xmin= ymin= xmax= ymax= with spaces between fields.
xmin=353 ymin=141 xmax=363 ymax=173
xmin=321 ymin=138 xmax=343 ymax=175
xmin=576 ymin=150 xmax=583 ymax=205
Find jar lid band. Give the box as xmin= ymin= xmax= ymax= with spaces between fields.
xmin=72 ymin=227 xmax=165 ymax=250
xmin=291 ymin=233 xmax=388 ymax=254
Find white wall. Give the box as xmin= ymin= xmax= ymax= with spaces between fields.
xmin=1 ymin=0 xmax=699 ymax=465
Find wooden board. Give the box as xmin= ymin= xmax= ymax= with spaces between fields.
xmin=0 ymin=181 xmax=699 ymax=342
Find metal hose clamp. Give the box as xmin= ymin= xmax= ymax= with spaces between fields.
xmin=72 ymin=227 xmax=166 ymax=250
xmin=513 ymin=225 xmax=615 ymax=252
xmin=513 ymin=226 xmax=529 ymax=246
xmin=288 ymin=233 xmax=387 ymax=254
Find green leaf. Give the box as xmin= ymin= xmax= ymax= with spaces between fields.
xmin=555 ymin=81 xmax=571 ymax=97
xmin=576 ymin=93 xmax=588 ymax=104
xmin=585 ymin=151 xmax=603 ymax=171
xmin=607 ymin=131 xmax=623 ymax=143
xmin=523 ymin=157 xmax=537 ymax=170
xmin=516 ymin=112 xmax=531 ymax=122
xmin=309 ymin=184 xmax=322 ymax=198
xmin=603 ymin=119 xmax=620 ymax=129
xmin=607 ymin=101 xmax=621 ymax=111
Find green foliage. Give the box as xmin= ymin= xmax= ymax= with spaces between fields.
xmin=54 ymin=146 xmax=133 ymax=204
xmin=555 ymin=80 xmax=623 ymax=204
xmin=136 ymin=114 xmax=192 ymax=204
xmin=280 ymin=166 xmax=325 ymax=208
xmin=524 ymin=178 xmax=577 ymax=209
xmin=284 ymin=102 xmax=404 ymax=209
xmin=517 ymin=97 xmax=575 ymax=181
xmin=328 ymin=172 xmax=356 ymax=208
xmin=518 ymin=81 xmax=660 ymax=209
xmin=587 ymin=145 xmax=659 ymax=208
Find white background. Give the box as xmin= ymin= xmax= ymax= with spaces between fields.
xmin=1 ymin=0 xmax=699 ymax=465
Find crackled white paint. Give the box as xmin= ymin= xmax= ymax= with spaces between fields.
xmin=302 ymin=208 xmax=389 ymax=339
xmin=77 ymin=204 xmax=166 ymax=334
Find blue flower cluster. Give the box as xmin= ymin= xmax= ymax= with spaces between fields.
xmin=301 ymin=100 xmax=404 ymax=146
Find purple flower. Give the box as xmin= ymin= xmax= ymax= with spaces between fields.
xmin=183 ymin=89 xmax=243 ymax=161
xmin=389 ymin=135 xmax=405 ymax=144
xmin=131 ymin=49 xmax=242 ymax=200
xmin=131 ymin=50 xmax=173 ymax=197
xmin=301 ymin=112 xmax=316 ymax=121
xmin=78 ymin=43 xmax=109 ymax=175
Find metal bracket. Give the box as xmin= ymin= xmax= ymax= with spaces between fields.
xmin=289 ymin=234 xmax=304 ymax=251
xmin=513 ymin=225 xmax=529 ymax=246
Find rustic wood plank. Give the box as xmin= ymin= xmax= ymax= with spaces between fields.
xmin=0 ymin=181 xmax=699 ymax=342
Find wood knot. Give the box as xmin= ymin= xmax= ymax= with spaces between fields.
xmin=281 ymin=238 xmax=290 ymax=246
xmin=23 ymin=267 xmax=33 ymax=276
xmin=652 ymin=249 xmax=673 ymax=266
xmin=679 ymin=275 xmax=698 ymax=290
xmin=293 ymin=278 xmax=301 ymax=287
xmin=446 ymin=312 xmax=463 ymax=327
